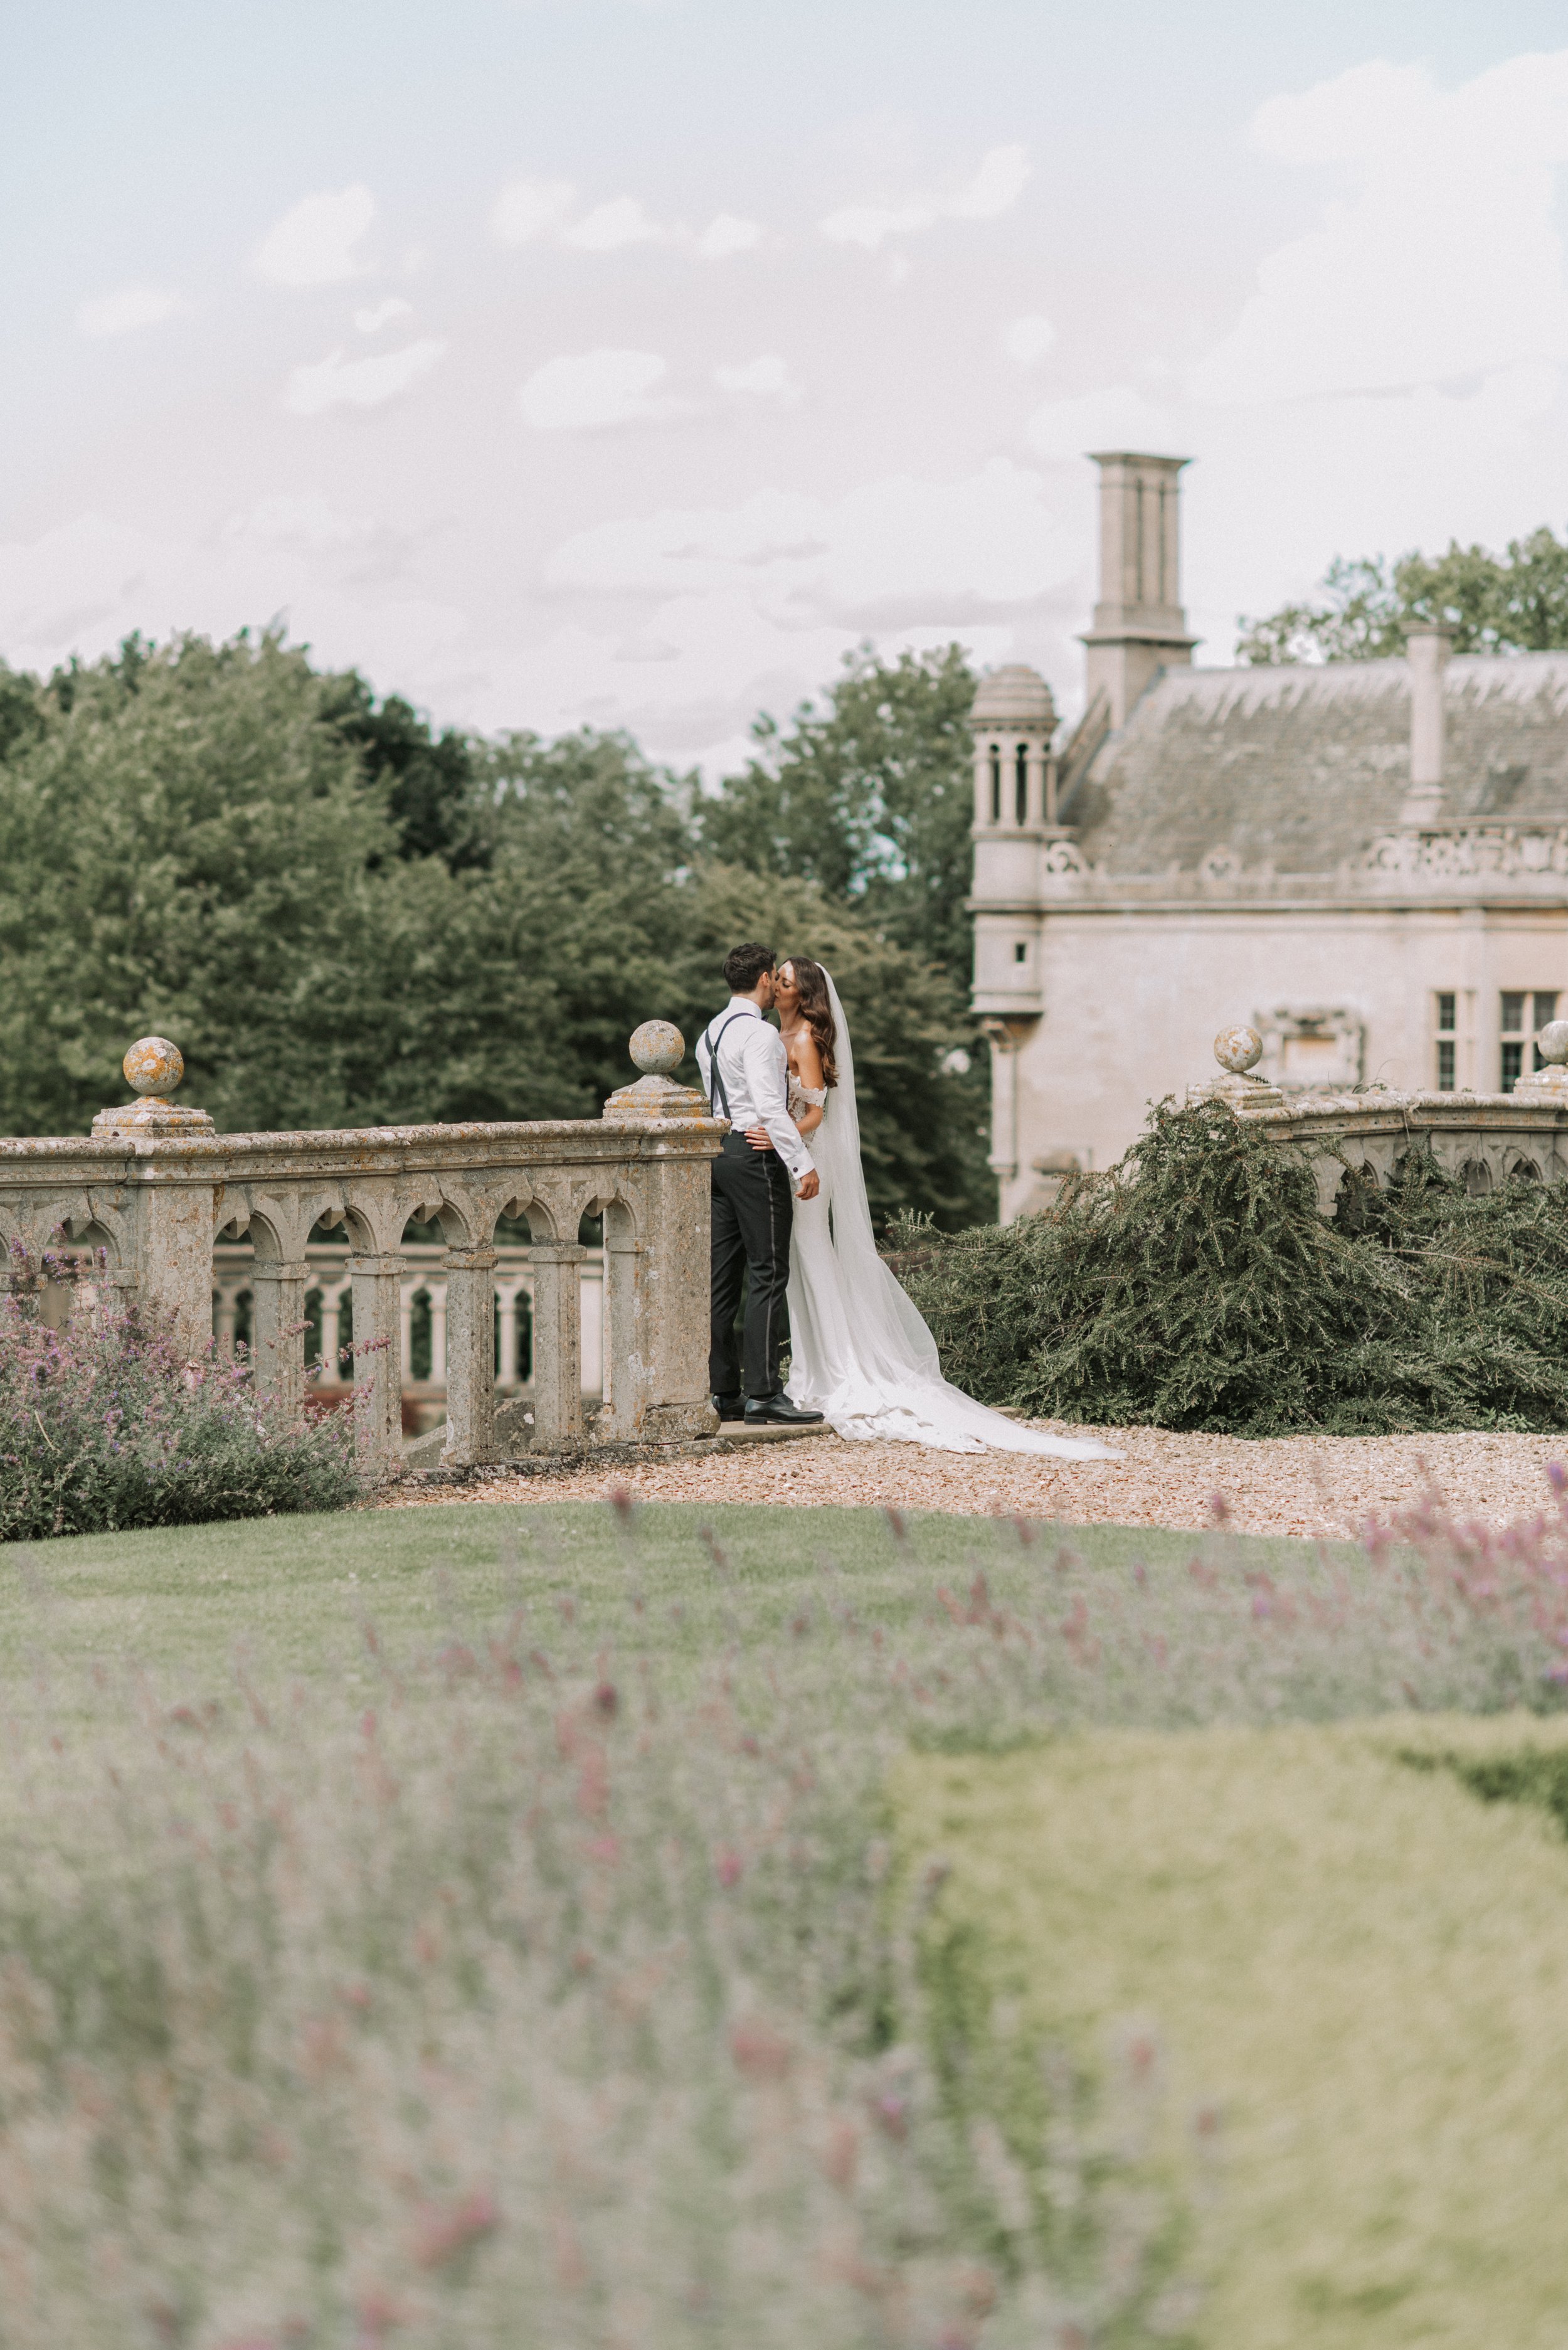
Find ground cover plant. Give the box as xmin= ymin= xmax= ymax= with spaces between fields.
xmin=0 ymin=1270 xmax=358 ymax=1539
xmin=4 ymin=1491 xmax=1568 ymax=2344
xmin=891 ymin=1097 xmax=1568 ymax=1435
xmin=896 ymin=1709 xmax=1568 ymax=2350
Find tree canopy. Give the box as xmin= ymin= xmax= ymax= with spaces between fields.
xmin=698 ymin=642 xmax=978 ymax=975
xmin=1237 ymin=527 xmax=1568 ymax=664
xmin=0 ymin=631 xmax=993 ymax=1229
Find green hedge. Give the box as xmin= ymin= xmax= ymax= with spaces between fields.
xmin=889 ymin=1097 xmax=1568 ymax=1435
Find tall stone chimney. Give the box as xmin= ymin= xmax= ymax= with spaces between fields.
xmin=1399 ymin=624 xmax=1451 ymax=827
xmin=1079 ymin=452 xmax=1198 ymax=729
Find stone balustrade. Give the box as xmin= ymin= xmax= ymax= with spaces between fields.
xmin=210 ymin=1232 xmax=608 ymax=1428
xmin=1193 ymin=1018 xmax=1568 ymax=1211
xmin=0 ymin=1022 xmax=721 ymax=1475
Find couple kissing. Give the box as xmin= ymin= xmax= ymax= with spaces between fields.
xmin=696 ymin=942 xmax=1115 ymax=1459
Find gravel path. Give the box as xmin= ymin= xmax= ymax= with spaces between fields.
xmin=375 ymin=1422 xmax=1568 ymax=1539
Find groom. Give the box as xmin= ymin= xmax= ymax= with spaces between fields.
xmin=697 ymin=944 xmax=825 ymax=1428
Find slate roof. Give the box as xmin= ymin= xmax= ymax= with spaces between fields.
xmin=1070 ymin=652 xmax=1568 ymax=875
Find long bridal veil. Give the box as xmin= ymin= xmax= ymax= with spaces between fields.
xmin=783 ymin=969 xmax=1116 ymax=1458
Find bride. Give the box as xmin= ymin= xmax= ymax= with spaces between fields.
xmin=746 ymin=955 xmax=1116 ymax=1459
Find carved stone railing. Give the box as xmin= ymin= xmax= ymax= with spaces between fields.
xmin=1194 ymin=1019 xmax=1568 ymax=1212
xmin=0 ymin=1020 xmax=722 ymax=1476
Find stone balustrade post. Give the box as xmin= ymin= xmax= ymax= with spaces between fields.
xmin=601 ymin=1020 xmax=721 ymax=1443
xmin=349 ymin=1252 xmax=405 ymax=1472
xmin=528 ymin=1240 xmax=586 ymax=1452
xmin=442 ymin=1246 xmax=499 ymax=1465
xmin=250 ymin=1259 xmax=309 ymax=1418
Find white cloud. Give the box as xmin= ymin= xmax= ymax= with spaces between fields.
xmin=489 ymin=179 xmax=763 ymax=262
xmin=819 ymin=141 xmax=1030 ymax=250
xmin=76 ymin=284 xmax=182 ymax=339
xmin=284 ymin=339 xmax=447 ymax=415
xmin=1003 ymin=314 xmax=1055 ymax=368
xmin=563 ymin=196 xmax=665 ymax=252
xmin=518 ymin=348 xmax=679 ymax=430
xmin=256 ymin=184 xmax=376 ymax=287
xmin=714 ymin=354 xmax=800 ymax=400
xmin=948 ymin=143 xmax=1031 ymax=220
xmin=1024 ymin=385 xmax=1177 ymax=461
xmin=696 ymin=213 xmax=763 ymax=260
xmin=354 ymin=297 xmax=413 ymax=335
xmin=1192 ymin=53 xmax=1568 ymax=406
xmin=547 ymin=458 xmax=1072 ymax=620
xmin=228 ymin=495 xmax=369 ymax=549
xmin=490 ymin=176 xmax=576 ymax=245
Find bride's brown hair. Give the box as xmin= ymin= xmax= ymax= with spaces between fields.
xmin=780 ymin=955 xmax=837 ymax=1088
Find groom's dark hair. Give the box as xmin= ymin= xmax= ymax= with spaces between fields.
xmin=723 ymin=942 xmax=776 ymax=993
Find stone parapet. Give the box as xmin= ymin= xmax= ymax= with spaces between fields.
xmin=1192 ymin=1023 xmax=1568 ymax=1212
xmin=1 ymin=1029 xmax=723 ymax=1479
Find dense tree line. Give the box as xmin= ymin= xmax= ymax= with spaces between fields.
xmin=1237 ymin=525 xmax=1568 ymax=664
xmin=0 ymin=632 xmax=993 ymax=1228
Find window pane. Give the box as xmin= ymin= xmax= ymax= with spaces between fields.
xmin=988 ymin=747 xmax=1000 ymax=825
xmin=1502 ymin=1039 xmax=1524 ymax=1092
xmin=1502 ymin=992 xmax=1526 ymax=1033
xmin=1437 ymin=1039 xmax=1456 ymax=1092
xmin=1535 ymin=991 xmax=1559 ymax=1031
xmin=1014 ymin=941 xmax=1027 ymax=964
xmin=1436 ymin=992 xmax=1456 ymax=1033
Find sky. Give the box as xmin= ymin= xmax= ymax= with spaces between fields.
xmin=6 ymin=0 xmax=1568 ymax=774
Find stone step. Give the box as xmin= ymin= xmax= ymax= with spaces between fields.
xmin=714 ymin=1418 xmax=833 ymax=1444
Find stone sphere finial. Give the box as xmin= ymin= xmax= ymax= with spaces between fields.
xmin=92 ymin=1034 xmax=213 ymax=1137
xmin=1537 ymin=1020 xmax=1568 ymax=1068
xmin=629 ymin=1020 xmax=684 ymax=1077
xmin=1214 ymin=1023 xmax=1263 ymax=1077
xmin=124 ymin=1036 xmax=184 ymax=1098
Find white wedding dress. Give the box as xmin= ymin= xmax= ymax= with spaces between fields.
xmin=782 ymin=970 xmax=1116 ymax=1458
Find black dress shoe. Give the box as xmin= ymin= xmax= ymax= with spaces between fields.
xmin=711 ymin=1393 xmax=744 ymax=1422
xmin=744 ymin=1393 xmax=825 ymax=1426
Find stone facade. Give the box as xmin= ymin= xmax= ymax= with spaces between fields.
xmin=0 ymin=1029 xmax=723 ymax=1474
xmin=972 ymin=455 xmax=1568 ymax=1219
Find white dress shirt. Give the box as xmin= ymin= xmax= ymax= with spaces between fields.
xmin=696 ymin=997 xmax=816 ymax=1184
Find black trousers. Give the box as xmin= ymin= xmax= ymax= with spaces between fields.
xmin=709 ymin=1133 xmax=794 ymax=1400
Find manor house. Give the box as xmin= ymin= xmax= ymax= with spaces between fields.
xmin=970 ymin=452 xmax=1568 ymax=1218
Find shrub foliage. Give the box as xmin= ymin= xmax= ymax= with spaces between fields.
xmin=892 ymin=1098 xmax=1568 ymax=1435
xmin=1 ymin=1275 xmax=359 ymax=1539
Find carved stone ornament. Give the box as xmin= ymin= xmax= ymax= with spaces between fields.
xmin=92 ymin=1036 xmax=216 ymax=1137
xmin=1254 ymin=1006 xmax=1364 ymax=1093
xmin=1356 ymin=827 xmax=1568 ymax=881
xmin=1190 ymin=1023 xmax=1286 ymax=1114
xmin=1513 ymin=1018 xmax=1568 ymax=1097
xmin=603 ymin=1021 xmax=712 ymax=1122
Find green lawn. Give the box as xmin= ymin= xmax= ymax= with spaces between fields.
xmin=893 ymin=1715 xmax=1568 ymax=2350
xmin=2 ymin=1497 xmax=1311 ymax=1694
xmin=6 ymin=1498 xmax=1568 ymax=2345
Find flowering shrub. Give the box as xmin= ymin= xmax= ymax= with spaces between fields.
xmin=0 ymin=1266 xmax=359 ymax=1538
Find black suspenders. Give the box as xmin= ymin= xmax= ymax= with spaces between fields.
xmin=702 ymin=1013 xmax=751 ymax=1122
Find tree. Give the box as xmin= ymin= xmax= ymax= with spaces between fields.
xmin=0 ymin=634 xmax=995 ymax=1226
xmin=1237 ymin=527 xmax=1568 ymax=664
xmin=698 ymin=644 xmax=978 ymax=975
xmin=320 ymin=673 xmax=494 ymax=871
